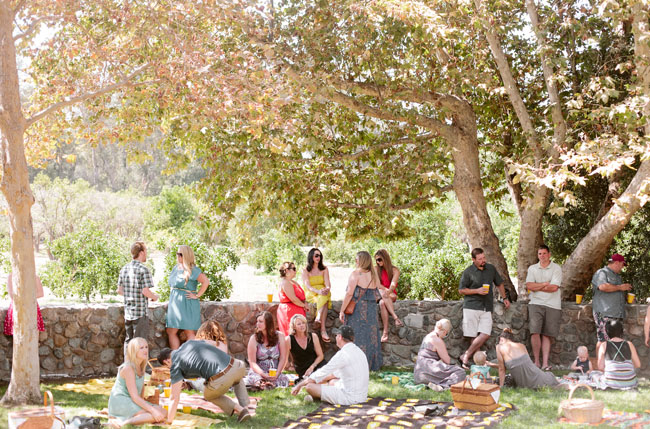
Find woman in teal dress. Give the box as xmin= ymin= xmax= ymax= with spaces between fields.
xmin=166 ymin=245 xmax=210 ymax=349
xmin=108 ymin=338 xmax=165 ymax=427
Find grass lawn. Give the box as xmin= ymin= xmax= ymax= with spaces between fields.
xmin=1 ymin=374 xmax=649 ymax=428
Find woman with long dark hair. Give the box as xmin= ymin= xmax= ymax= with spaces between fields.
xmin=244 ymin=311 xmax=289 ymax=389
xmin=597 ymin=319 xmax=640 ymax=389
xmin=374 ymin=249 xmax=403 ymax=342
xmin=303 ymin=248 xmax=332 ymax=342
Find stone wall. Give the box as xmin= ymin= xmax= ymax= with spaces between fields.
xmin=0 ymin=300 xmax=647 ymax=381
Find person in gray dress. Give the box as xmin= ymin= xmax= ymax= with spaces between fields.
xmin=339 ymin=251 xmax=383 ymax=371
xmin=414 ymin=319 xmax=466 ymax=390
xmin=496 ymin=328 xmax=558 ymax=389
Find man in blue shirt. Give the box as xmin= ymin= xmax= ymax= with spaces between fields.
xmin=458 ymin=248 xmax=510 ymax=368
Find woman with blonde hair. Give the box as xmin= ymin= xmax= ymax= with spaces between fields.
xmin=374 ymin=249 xmax=403 ymax=342
xmin=286 ymin=314 xmax=326 ymax=381
xmin=277 ymin=262 xmax=308 ymax=336
xmin=414 ymin=319 xmax=466 ymax=390
xmin=196 ymin=319 xmax=228 ymax=353
xmin=108 ymin=338 xmax=165 ymax=427
xmin=339 ymin=251 xmax=383 ymax=370
xmin=166 ymin=245 xmax=210 ymax=349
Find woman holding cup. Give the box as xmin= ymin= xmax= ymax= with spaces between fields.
xmin=244 ymin=311 xmax=289 ymax=389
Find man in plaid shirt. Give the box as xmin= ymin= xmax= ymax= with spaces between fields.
xmin=118 ymin=241 xmax=159 ymax=351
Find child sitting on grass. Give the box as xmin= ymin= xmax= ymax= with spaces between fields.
xmin=470 ymin=351 xmax=492 ymax=381
xmin=570 ymin=346 xmax=593 ymax=374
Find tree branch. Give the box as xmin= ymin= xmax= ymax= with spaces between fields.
xmin=25 ymin=63 xmax=151 ymax=127
xmin=13 ymin=16 xmax=60 ymax=41
xmin=525 ymin=0 xmax=566 ymax=159
xmin=285 ymin=133 xmax=434 ymax=163
xmin=12 ymin=0 xmax=26 ymax=15
xmin=285 ymin=68 xmax=456 ymax=140
xmin=327 ymin=188 xmax=451 ymax=210
xmin=472 ymin=0 xmax=543 ymax=164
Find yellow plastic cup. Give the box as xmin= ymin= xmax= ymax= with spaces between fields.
xmin=267 ymin=293 xmax=273 ymax=303
xmin=164 ymin=387 xmax=171 ymax=398
xmin=163 ymin=405 xmax=169 ymax=411
xmin=482 ymin=284 xmax=490 ymax=291
xmin=164 ymin=380 xmax=170 ymax=387
xmin=182 ymin=405 xmax=191 ymax=414
xmin=627 ymin=293 xmax=635 ymax=304
xmin=391 ymin=376 xmax=399 ymax=385
xmin=575 ymin=294 xmax=583 ymax=304
xmin=269 ymin=368 xmax=277 ymax=377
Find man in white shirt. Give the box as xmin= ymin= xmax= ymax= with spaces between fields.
xmin=291 ymin=325 xmax=369 ymax=405
xmin=525 ymin=244 xmax=563 ymax=370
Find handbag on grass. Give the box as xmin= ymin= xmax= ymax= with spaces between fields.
xmin=343 ymin=286 xmax=369 ymax=315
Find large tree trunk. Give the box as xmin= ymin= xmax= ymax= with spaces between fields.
xmin=561 ymin=159 xmax=650 ymax=299
xmin=516 ymin=185 xmax=548 ymax=296
xmin=0 ymin=2 xmax=41 ymax=405
xmin=450 ymin=104 xmax=518 ymax=301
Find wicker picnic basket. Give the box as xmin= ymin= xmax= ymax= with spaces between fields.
xmin=8 ymin=391 xmax=65 ymax=429
xmin=450 ymin=372 xmax=500 ymax=412
xmin=559 ymin=383 xmax=604 ymax=424
xmin=148 ymin=358 xmax=170 ymax=385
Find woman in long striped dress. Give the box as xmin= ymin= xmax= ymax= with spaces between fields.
xmin=597 ymin=319 xmax=640 ymax=390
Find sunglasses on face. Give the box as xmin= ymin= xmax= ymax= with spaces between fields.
xmin=314 ymin=254 xmax=321 ymax=258
xmin=288 ymin=266 xmax=296 ymax=271
xmin=376 ymin=258 xmax=383 ymax=263
xmin=177 ymin=253 xmax=183 ymax=257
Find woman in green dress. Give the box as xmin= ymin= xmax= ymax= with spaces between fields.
xmin=108 ymin=338 xmax=166 ymax=427
xmin=166 ymin=245 xmax=210 ymax=349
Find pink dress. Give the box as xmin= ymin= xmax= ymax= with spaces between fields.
xmin=277 ymin=281 xmax=306 ymax=335
xmin=3 ymin=275 xmax=45 ymax=335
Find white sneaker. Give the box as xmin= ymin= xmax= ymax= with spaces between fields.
xmin=304 ymin=394 xmax=314 ymax=403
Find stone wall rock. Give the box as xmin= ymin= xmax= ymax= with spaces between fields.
xmin=0 ymin=301 xmax=647 ymax=380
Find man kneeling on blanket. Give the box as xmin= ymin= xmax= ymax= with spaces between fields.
xmin=158 ymin=339 xmax=251 ymax=423
xmin=291 ymin=325 xmax=369 ymax=405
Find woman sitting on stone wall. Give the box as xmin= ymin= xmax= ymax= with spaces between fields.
xmin=496 ymin=328 xmax=558 ymax=389
xmin=108 ymin=337 xmax=166 ymax=428
xmin=414 ymin=319 xmax=466 ymax=390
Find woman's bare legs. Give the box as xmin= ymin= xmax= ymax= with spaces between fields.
xmin=167 ymin=327 xmax=180 ymax=350
xmin=318 ymin=305 xmax=330 ymax=341
xmin=380 ymin=291 xmax=402 ymax=342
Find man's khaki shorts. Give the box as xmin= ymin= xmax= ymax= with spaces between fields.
xmin=528 ymin=304 xmax=561 ymax=337
xmin=462 ymin=308 xmax=492 ymax=337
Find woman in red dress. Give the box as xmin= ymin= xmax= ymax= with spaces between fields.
xmin=374 ymin=249 xmax=403 ymax=342
xmin=276 ymin=262 xmax=308 ymax=336
xmin=4 ymin=272 xmax=45 ymax=335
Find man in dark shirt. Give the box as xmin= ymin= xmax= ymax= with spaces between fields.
xmin=458 ymin=248 xmax=510 ymax=368
xmin=158 ymin=338 xmax=250 ymax=424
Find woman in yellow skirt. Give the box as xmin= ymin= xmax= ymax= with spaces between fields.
xmin=302 ymin=248 xmax=332 ymax=342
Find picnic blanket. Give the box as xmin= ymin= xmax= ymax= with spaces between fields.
xmin=559 ymin=409 xmax=650 ymax=427
xmin=159 ymin=392 xmax=259 ymax=416
xmin=280 ymin=397 xmax=516 ymax=428
xmin=377 ymin=371 xmax=426 ymax=391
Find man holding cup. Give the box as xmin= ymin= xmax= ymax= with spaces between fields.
xmin=591 ymin=253 xmax=632 ymax=349
xmin=458 ymin=248 xmax=510 ymax=368
xmin=525 ymin=245 xmax=563 ymax=370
